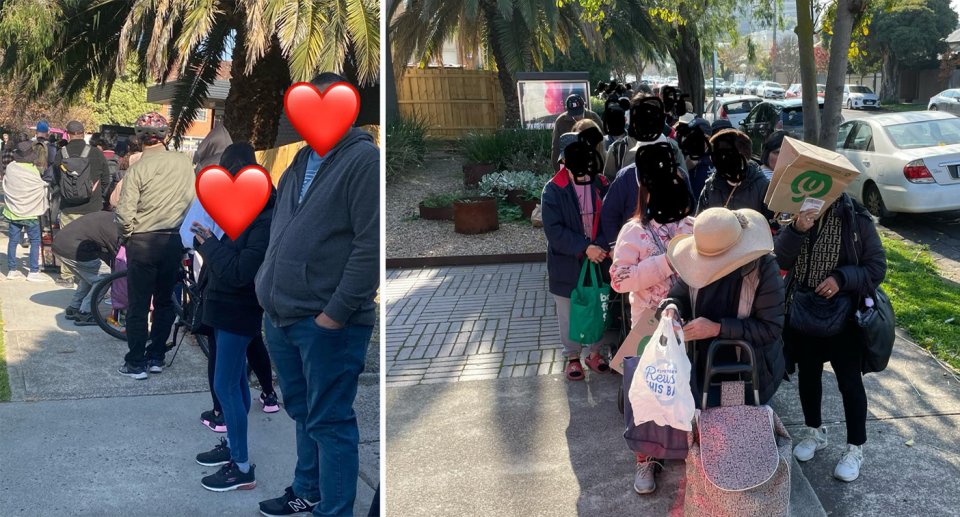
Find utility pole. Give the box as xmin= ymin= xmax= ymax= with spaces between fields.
xmin=773 ymin=1 xmax=778 ymax=82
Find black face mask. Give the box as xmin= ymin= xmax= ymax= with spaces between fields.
xmin=678 ymin=125 xmax=711 ymax=161
xmin=659 ymin=86 xmax=689 ymax=118
xmin=713 ymin=146 xmax=748 ymax=183
xmin=564 ymin=127 xmax=605 ymax=186
xmin=635 ymin=143 xmax=694 ymax=224
xmin=603 ymin=107 xmax=626 ymax=136
xmin=629 ymin=98 xmax=666 ymax=142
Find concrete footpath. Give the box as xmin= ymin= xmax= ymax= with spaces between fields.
xmin=0 ymin=223 xmax=379 ymax=516
xmin=385 ymin=265 xmax=960 ymax=516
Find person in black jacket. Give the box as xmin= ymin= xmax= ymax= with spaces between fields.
xmin=191 ymin=143 xmax=274 ymax=493
xmin=774 ymin=193 xmax=886 ymax=483
xmin=697 ymin=129 xmax=774 ymax=224
xmin=658 ymin=208 xmax=786 ymax=409
xmin=50 ymin=211 xmax=118 ymax=325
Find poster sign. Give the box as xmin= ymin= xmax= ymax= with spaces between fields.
xmin=515 ymin=72 xmax=591 ymax=130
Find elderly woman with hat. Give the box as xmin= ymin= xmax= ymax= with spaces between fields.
xmin=774 ymin=195 xmax=885 ymax=483
xmin=542 ymin=128 xmax=610 ymax=381
xmin=658 ymin=207 xmax=786 ymax=409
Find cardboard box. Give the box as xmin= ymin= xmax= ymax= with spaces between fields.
xmin=764 ymin=136 xmax=860 ymax=217
xmin=610 ymin=308 xmax=659 ymax=374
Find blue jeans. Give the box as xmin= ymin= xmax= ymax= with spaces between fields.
xmin=7 ymin=220 xmax=40 ymax=273
xmin=265 ymin=316 xmax=371 ymax=517
xmin=213 ymin=329 xmax=252 ymax=464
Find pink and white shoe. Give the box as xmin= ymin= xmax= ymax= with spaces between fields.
xmin=259 ymin=392 xmax=280 ymax=413
xmin=200 ymin=410 xmax=227 ymax=433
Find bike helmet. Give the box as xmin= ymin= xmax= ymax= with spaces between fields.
xmin=134 ymin=111 xmax=169 ymax=145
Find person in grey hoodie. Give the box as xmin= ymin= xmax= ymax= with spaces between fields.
xmin=254 ymin=72 xmax=380 ymax=517
xmin=192 ymin=124 xmax=233 ymax=175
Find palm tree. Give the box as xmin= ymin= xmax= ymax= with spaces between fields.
xmin=0 ymin=0 xmax=379 ymax=149
xmin=390 ymin=0 xmax=587 ymax=127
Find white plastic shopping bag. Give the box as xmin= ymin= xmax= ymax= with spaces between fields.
xmin=628 ymin=315 xmax=696 ymax=431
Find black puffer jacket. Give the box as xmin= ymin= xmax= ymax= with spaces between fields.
xmin=196 ymin=189 xmax=275 ymax=337
xmin=697 ymin=161 xmax=775 ymax=223
xmin=658 ymin=254 xmax=786 ymax=407
xmin=774 ymin=193 xmax=887 ymax=371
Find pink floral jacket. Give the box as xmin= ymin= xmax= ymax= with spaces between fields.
xmin=610 ymin=217 xmax=695 ymax=325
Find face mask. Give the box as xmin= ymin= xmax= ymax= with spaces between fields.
xmin=629 ymin=98 xmax=666 ymax=142
xmin=713 ymin=146 xmax=748 ymax=183
xmin=678 ymin=125 xmax=711 ymax=161
xmin=564 ymin=132 xmax=604 ymax=186
xmin=635 ymin=143 xmax=693 ymax=224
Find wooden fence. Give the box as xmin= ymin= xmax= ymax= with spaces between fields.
xmin=397 ymin=67 xmax=505 ymax=137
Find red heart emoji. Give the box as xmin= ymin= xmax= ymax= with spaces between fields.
xmin=284 ymin=82 xmax=360 ymax=157
xmin=196 ymin=165 xmax=273 ymax=240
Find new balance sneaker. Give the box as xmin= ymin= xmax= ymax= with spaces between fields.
xmin=196 ymin=437 xmax=232 ymax=467
xmin=54 ymin=277 xmax=75 ymax=287
xmin=201 ymin=461 xmax=256 ymax=492
xmin=201 ymin=410 xmax=227 ymax=433
xmin=118 ymin=363 xmax=148 ymax=380
xmin=26 ymin=272 xmax=47 ymax=282
xmin=6 ymin=271 xmax=24 ymax=280
xmin=148 ymin=359 xmax=164 ymax=373
xmin=260 ymin=392 xmax=280 ymax=413
xmin=259 ymin=486 xmax=318 ymax=516
xmin=834 ymin=444 xmax=864 ymax=482
xmin=65 ymin=306 xmax=80 ymax=321
xmin=793 ymin=426 xmax=828 ymax=462
xmin=634 ymin=457 xmax=661 ymax=495
xmin=73 ymin=311 xmax=97 ymax=326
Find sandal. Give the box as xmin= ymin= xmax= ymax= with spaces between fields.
xmin=566 ymin=359 xmax=584 ymax=381
xmin=585 ymin=354 xmax=610 ymax=374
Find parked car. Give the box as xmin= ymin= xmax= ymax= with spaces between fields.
xmin=928 ymin=89 xmax=960 ymax=112
xmin=744 ymin=80 xmax=763 ymax=95
xmin=730 ymin=81 xmax=746 ymax=94
xmin=836 ymin=111 xmax=960 ymax=218
xmin=757 ymin=81 xmax=786 ymax=99
xmin=785 ymin=83 xmax=826 ymax=98
xmin=704 ymin=95 xmax=763 ymax=128
xmin=739 ymin=98 xmax=840 ymax=158
xmin=843 ymin=84 xmax=880 ymax=109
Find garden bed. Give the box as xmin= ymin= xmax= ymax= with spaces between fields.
xmin=387 ymin=148 xmax=547 ymax=259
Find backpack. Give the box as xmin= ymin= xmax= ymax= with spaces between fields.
xmin=58 ymin=145 xmax=95 ymax=204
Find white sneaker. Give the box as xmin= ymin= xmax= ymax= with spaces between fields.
xmin=6 ymin=271 xmax=24 ymax=280
xmin=834 ymin=444 xmax=864 ymax=482
xmin=793 ymin=426 xmax=828 ymax=462
xmin=26 ymin=272 xmax=48 ymax=282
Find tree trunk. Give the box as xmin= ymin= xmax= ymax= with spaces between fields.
xmin=880 ymin=50 xmax=900 ymax=103
xmin=481 ymin=2 xmax=520 ymax=127
xmin=224 ymin=30 xmax=292 ymax=150
xmin=819 ymin=0 xmax=866 ymax=151
xmin=795 ymin=0 xmax=819 ymax=144
xmin=385 ymin=0 xmax=400 ymax=119
xmin=669 ymin=24 xmax=705 ymax=115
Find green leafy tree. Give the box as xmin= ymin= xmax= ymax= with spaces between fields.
xmin=83 ymin=73 xmax=162 ymax=127
xmin=542 ymin=42 xmax=615 ymax=90
xmin=0 ymin=0 xmax=379 ymax=149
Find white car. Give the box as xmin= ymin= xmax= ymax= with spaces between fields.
xmin=757 ymin=81 xmax=785 ymax=99
xmin=704 ymin=95 xmax=763 ymax=128
xmin=837 ymin=111 xmax=960 ymax=218
xmin=843 ymin=84 xmax=880 ymax=109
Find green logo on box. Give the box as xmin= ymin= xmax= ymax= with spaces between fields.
xmin=791 ymin=170 xmax=832 ymax=202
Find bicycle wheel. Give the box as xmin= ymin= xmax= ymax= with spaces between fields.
xmin=90 ymin=270 xmax=182 ymax=341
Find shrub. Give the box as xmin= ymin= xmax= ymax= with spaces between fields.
xmin=421 ymin=192 xmax=460 ymax=208
xmin=386 ymin=113 xmax=429 ymax=181
xmin=462 ymin=128 xmax=552 ymax=175
xmin=478 ymin=171 xmax=550 ymax=200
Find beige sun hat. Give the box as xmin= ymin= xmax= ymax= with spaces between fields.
xmin=667 ymin=208 xmax=774 ymax=289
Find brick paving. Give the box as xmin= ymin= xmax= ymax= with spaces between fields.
xmin=384 ymin=263 xmax=617 ymax=386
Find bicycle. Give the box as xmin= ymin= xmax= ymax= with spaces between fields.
xmin=89 ymin=250 xmax=209 ymax=359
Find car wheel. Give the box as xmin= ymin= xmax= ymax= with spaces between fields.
xmin=846 ymin=99 xmax=853 ymax=110
xmin=864 ymin=183 xmax=895 ymax=221
xmin=931 ymin=105 xmax=938 ymax=111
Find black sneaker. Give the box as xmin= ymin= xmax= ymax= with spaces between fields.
xmin=148 ymin=359 xmax=164 ymax=373
xmin=196 ymin=437 xmax=232 ymax=467
xmin=201 ymin=461 xmax=256 ymax=492
xmin=201 ymin=409 xmax=227 ymax=433
xmin=65 ymin=306 xmax=80 ymax=320
xmin=260 ymin=391 xmax=280 ymax=413
xmin=259 ymin=486 xmax=319 ymax=516
xmin=118 ymin=363 xmax=147 ymax=380
xmin=73 ymin=311 xmax=97 ymax=326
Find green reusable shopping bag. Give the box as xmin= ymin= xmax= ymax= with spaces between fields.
xmin=568 ymin=260 xmax=611 ymax=344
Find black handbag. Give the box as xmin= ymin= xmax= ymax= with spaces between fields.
xmin=788 ymin=286 xmax=853 ymax=338
xmin=858 ymin=286 xmax=895 ymax=374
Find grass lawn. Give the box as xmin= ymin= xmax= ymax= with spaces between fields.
xmin=0 ymin=303 xmax=9 ymax=402
xmin=881 ymin=233 xmax=960 ymax=369
xmin=881 ymin=103 xmax=927 ymax=112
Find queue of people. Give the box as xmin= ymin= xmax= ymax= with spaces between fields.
xmin=541 ymin=85 xmax=888 ymax=499
xmin=3 ymin=72 xmax=378 ymax=516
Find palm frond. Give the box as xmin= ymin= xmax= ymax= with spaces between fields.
xmin=316 ymin=0 xmax=348 ymax=77
xmin=169 ymin=17 xmax=230 ymax=147
xmin=345 ymin=0 xmax=379 ymax=85
xmin=175 ymin=0 xmax=221 ymax=73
